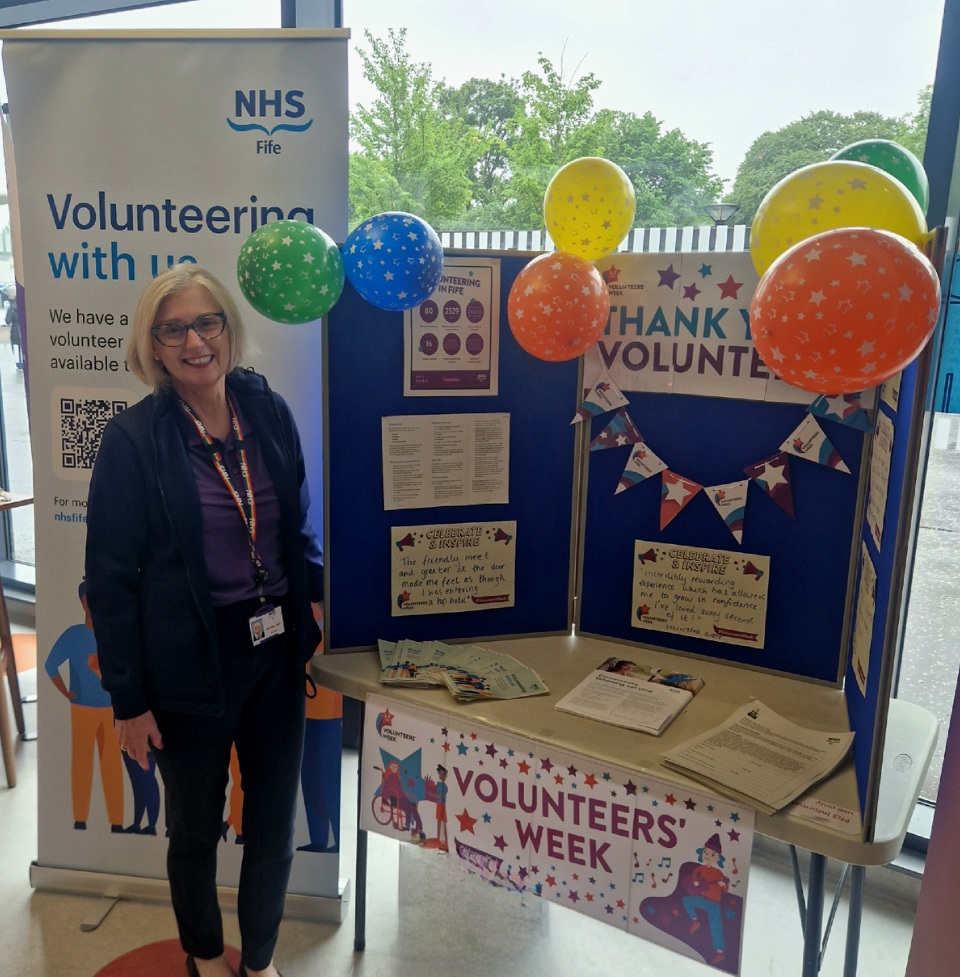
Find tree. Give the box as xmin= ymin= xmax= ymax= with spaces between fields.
xmin=896 ymin=85 xmax=932 ymax=161
xmin=593 ymin=109 xmax=724 ymax=226
xmin=349 ymin=29 xmax=480 ymax=225
xmin=436 ymin=76 xmax=523 ymax=207
xmin=729 ymin=109 xmax=904 ymax=223
xmin=500 ymin=52 xmax=606 ymax=227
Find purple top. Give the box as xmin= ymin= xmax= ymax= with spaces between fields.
xmin=178 ymin=399 xmax=289 ymax=607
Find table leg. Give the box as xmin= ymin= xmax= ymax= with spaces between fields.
xmin=843 ymin=864 xmax=865 ymax=977
xmin=354 ymin=698 xmax=367 ymax=951
xmin=802 ymin=852 xmax=827 ymax=977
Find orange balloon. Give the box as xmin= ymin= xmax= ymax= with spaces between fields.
xmin=507 ymin=252 xmax=610 ymax=361
xmin=750 ymin=228 xmax=940 ymax=393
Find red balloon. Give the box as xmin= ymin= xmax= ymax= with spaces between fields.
xmin=507 ymin=252 xmax=610 ymax=362
xmin=750 ymin=228 xmax=940 ymax=393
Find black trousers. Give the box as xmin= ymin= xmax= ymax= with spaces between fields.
xmin=153 ymin=598 xmax=306 ymax=970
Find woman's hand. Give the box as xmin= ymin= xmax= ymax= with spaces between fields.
xmin=115 ymin=710 xmax=163 ymax=770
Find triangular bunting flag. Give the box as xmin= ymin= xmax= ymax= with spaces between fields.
xmin=807 ymin=393 xmax=872 ymax=432
xmin=781 ymin=415 xmax=850 ymax=473
xmin=572 ymin=373 xmax=630 ymax=423
xmin=589 ymin=408 xmax=643 ymax=451
xmin=659 ymin=470 xmax=702 ymax=529
xmin=616 ymin=441 xmax=668 ymax=494
xmin=744 ymin=451 xmax=795 ymax=518
xmin=706 ymin=479 xmax=749 ymax=544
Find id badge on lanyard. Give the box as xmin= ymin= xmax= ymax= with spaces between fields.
xmin=250 ymin=604 xmax=285 ymax=646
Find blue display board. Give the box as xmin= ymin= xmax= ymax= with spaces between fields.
xmin=577 ymin=392 xmax=867 ymax=681
xmin=323 ymin=253 xmax=580 ymax=651
xmin=324 ymin=246 xmax=928 ymax=837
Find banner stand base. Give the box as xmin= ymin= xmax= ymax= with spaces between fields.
xmin=30 ymin=862 xmax=351 ymax=925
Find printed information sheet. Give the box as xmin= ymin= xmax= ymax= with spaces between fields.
xmin=662 ymin=700 xmax=854 ymax=815
xmin=631 ymin=541 xmax=770 ymax=649
xmin=382 ymin=413 xmax=509 ymax=510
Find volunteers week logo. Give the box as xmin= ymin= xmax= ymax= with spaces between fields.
xmin=228 ymin=88 xmax=314 ymax=154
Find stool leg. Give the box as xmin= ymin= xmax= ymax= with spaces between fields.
xmin=5 ymin=650 xmax=26 ymax=736
xmin=0 ymin=661 xmax=17 ymax=787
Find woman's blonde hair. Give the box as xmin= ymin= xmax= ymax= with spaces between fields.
xmin=126 ymin=264 xmax=248 ymax=392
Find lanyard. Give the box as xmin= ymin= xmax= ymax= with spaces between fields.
xmin=179 ymin=397 xmax=268 ymax=602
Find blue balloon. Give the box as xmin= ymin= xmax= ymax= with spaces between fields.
xmin=341 ymin=212 xmax=444 ymax=311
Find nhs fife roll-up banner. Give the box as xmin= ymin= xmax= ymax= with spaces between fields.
xmin=2 ymin=29 xmax=348 ymax=914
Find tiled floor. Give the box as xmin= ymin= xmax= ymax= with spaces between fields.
xmin=0 ymin=666 xmax=924 ymax=977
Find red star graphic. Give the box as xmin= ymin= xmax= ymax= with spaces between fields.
xmin=554 ymin=773 xmax=565 ymax=785
xmin=584 ymin=773 xmax=598 ymax=788
xmin=546 ymin=875 xmax=557 ymax=887
xmin=517 ymin=759 xmax=531 ymax=774
xmin=664 ymin=793 xmax=677 ymax=805
xmin=718 ymin=274 xmax=743 ymax=299
xmin=455 ymin=809 xmax=478 ymax=833
xmin=604 ymin=264 xmax=621 ymax=283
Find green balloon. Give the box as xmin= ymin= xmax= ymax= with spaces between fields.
xmin=831 ymin=139 xmax=930 ymax=214
xmin=237 ymin=219 xmax=345 ymax=324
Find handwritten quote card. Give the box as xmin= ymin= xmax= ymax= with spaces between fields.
xmin=631 ymin=541 xmax=770 ymax=649
xmin=391 ymin=520 xmax=517 ymax=616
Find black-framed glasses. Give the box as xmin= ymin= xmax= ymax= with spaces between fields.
xmin=151 ymin=311 xmax=227 ymax=347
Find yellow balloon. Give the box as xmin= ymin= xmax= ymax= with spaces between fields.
xmin=544 ymin=157 xmax=637 ymax=261
xmin=750 ymin=160 xmax=930 ymax=276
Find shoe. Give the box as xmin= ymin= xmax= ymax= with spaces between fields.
xmin=123 ymin=823 xmax=141 ymax=834
xmin=185 ymin=956 xmax=200 ymax=977
xmin=711 ymin=950 xmax=725 ymax=965
xmin=689 ymin=919 xmax=700 ymax=935
xmin=74 ymin=821 xmax=87 ymax=830
xmin=239 ymin=965 xmax=283 ymax=977
xmin=110 ymin=824 xmax=124 ymax=833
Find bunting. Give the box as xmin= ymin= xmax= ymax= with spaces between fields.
xmin=587 ymin=387 xmax=867 ymax=542
xmin=589 ymin=407 xmax=643 ymax=451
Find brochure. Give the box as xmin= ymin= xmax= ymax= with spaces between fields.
xmin=661 ymin=699 xmax=855 ymax=815
xmin=376 ymin=637 xmax=549 ymax=701
xmin=554 ymin=658 xmax=704 ymax=736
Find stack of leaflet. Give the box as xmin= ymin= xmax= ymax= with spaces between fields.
xmin=378 ymin=638 xmax=549 ymax=701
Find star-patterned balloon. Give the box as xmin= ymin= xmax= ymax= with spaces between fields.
xmin=750 ymin=227 xmax=940 ymax=394
xmin=237 ymin=219 xmax=344 ymax=324
xmin=544 ymin=157 xmax=636 ymax=261
xmin=341 ymin=211 xmax=443 ymax=311
xmin=749 ymin=160 xmax=929 ymax=276
xmin=831 ymin=139 xmax=929 ymax=213
xmin=507 ymin=251 xmax=610 ymax=362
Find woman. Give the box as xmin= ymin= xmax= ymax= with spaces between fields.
xmin=85 ymin=265 xmax=324 ymax=977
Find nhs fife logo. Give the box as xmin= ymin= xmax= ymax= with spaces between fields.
xmin=227 ymin=89 xmax=313 ymax=155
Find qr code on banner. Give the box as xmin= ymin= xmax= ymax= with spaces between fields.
xmin=52 ymin=387 xmax=130 ymax=480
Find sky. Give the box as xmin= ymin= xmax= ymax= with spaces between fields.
xmin=0 ymin=0 xmax=949 ymax=188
